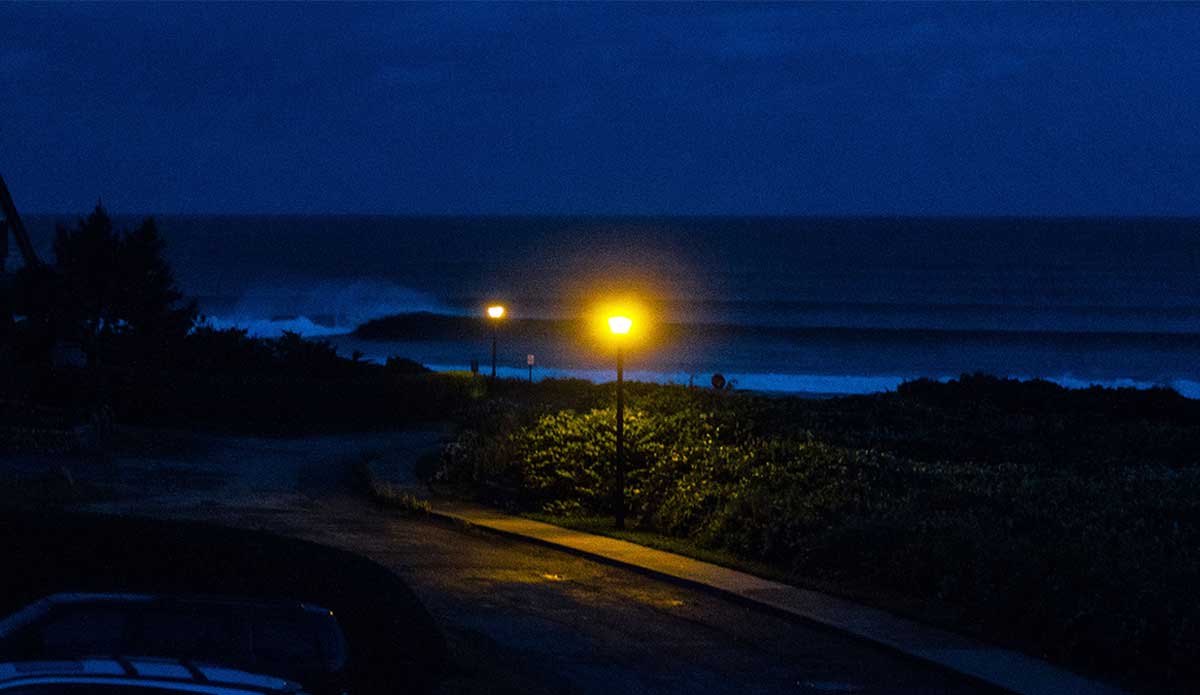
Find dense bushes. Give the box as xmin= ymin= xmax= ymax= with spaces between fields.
xmin=438 ymin=377 xmax=1200 ymax=689
xmin=4 ymin=325 xmax=465 ymax=434
xmin=736 ymin=374 xmax=1200 ymax=473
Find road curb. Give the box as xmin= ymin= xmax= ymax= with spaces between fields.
xmin=414 ymin=501 xmax=1130 ymax=695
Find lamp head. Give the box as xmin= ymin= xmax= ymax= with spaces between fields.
xmin=607 ymin=315 xmax=633 ymax=335
xmin=486 ymin=305 xmax=506 ymax=320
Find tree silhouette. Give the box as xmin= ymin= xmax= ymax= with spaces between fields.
xmin=114 ymin=216 xmax=195 ymax=340
xmin=41 ymin=204 xmax=196 ymax=364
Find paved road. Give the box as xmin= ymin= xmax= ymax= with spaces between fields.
xmin=78 ymin=428 xmax=1003 ymax=695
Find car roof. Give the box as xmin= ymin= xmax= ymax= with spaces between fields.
xmin=0 ymin=658 xmax=306 ymax=694
xmin=0 ymin=594 xmax=337 ymax=638
xmin=6 ymin=594 xmax=333 ymax=616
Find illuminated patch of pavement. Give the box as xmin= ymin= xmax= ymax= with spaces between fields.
xmin=466 ymin=569 xmax=573 ymax=584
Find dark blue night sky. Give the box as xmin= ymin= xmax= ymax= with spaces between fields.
xmin=2 ymin=2 xmax=1199 ymax=215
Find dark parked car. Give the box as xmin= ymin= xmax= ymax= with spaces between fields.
xmin=0 ymin=594 xmax=347 ymax=695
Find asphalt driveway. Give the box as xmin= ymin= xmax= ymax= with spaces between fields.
xmin=48 ymin=428 xmax=1003 ymax=694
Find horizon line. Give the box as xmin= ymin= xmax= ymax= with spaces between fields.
xmin=19 ymin=210 xmax=1200 ymax=220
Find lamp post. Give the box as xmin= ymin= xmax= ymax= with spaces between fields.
xmin=486 ymin=305 xmax=505 ymax=380
xmin=607 ymin=315 xmax=632 ymax=529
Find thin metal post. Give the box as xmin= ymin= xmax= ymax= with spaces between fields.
xmin=490 ymin=328 xmax=497 ymax=380
xmin=615 ymin=346 xmax=625 ymax=529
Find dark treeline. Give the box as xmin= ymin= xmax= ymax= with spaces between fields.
xmin=2 ymin=205 xmax=442 ymax=434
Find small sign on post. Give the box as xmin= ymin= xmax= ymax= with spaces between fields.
xmin=527 ymin=354 xmax=535 ymax=382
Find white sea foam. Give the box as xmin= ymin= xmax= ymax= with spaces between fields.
xmin=203 ymin=315 xmax=351 ymax=339
xmin=200 ymin=280 xmax=454 ymax=338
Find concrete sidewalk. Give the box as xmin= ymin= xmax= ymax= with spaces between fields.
xmin=422 ymin=498 xmax=1130 ymax=695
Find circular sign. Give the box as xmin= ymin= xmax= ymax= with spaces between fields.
xmin=711 ymin=373 xmax=726 ymax=390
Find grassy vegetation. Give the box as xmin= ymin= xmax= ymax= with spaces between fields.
xmin=435 ymin=374 xmax=1200 ymax=692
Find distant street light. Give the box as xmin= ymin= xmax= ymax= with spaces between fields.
xmin=486 ymin=305 xmax=505 ymax=379
xmin=608 ymin=314 xmax=632 ymax=529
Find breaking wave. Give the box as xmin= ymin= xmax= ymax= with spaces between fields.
xmin=200 ymin=280 xmax=454 ymax=338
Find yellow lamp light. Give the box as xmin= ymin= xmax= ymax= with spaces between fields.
xmin=608 ymin=315 xmax=632 ymax=335
xmin=485 ymin=304 xmax=506 ymax=379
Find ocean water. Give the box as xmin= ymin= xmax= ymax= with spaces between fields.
xmin=25 ymin=215 xmax=1200 ymax=396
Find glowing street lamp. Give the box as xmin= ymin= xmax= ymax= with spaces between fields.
xmin=486 ymin=305 xmax=505 ymax=379
xmin=608 ymin=315 xmax=632 ymax=335
xmin=608 ymin=314 xmax=632 ymax=529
